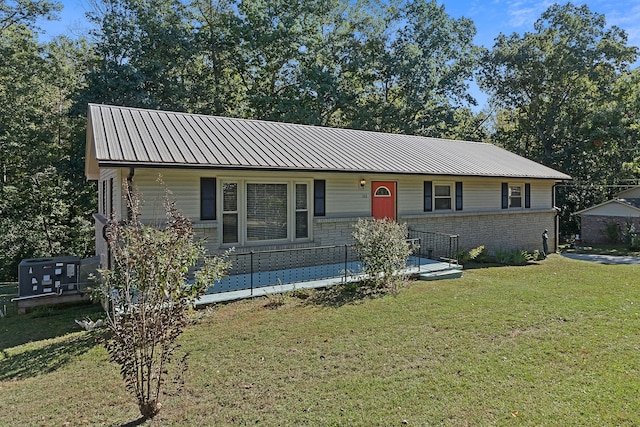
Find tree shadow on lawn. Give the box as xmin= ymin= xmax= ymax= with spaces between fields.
xmin=305 ymin=282 xmax=393 ymax=308
xmin=0 ymin=332 xmax=99 ymax=381
xmin=0 ymin=302 xmax=104 ymax=350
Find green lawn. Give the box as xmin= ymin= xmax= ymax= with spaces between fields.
xmin=1 ymin=254 xmax=639 ymax=426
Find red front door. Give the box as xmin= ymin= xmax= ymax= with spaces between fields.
xmin=372 ymin=181 xmax=396 ymax=220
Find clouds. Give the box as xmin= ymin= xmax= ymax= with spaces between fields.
xmin=605 ymin=3 xmax=640 ymax=49
xmin=502 ymin=0 xmax=555 ymax=29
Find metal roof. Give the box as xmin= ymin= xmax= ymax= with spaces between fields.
xmin=86 ymin=103 xmax=572 ymax=180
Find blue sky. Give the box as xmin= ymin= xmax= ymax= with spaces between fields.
xmin=37 ymin=0 xmax=640 ymax=50
xmin=35 ymin=0 xmax=640 ymax=108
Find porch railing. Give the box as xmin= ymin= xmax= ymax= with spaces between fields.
xmin=207 ymin=238 xmax=425 ymax=295
xmin=407 ymin=229 xmax=459 ymax=265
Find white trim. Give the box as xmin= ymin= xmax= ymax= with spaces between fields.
xmin=218 ymin=176 xmax=313 ymax=247
xmin=508 ymin=183 xmax=524 ymax=209
xmin=433 ymin=182 xmax=454 ymax=211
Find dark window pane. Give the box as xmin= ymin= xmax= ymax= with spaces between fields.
xmin=296 ymin=184 xmax=307 ymax=210
xmin=314 ymin=180 xmax=325 ymax=216
xmin=296 ymin=211 xmax=308 ymax=238
xmin=200 ymin=178 xmax=216 ymax=220
xmin=222 ymin=213 xmax=238 ymax=243
xmin=435 ymin=198 xmax=452 ymax=210
xmin=223 ymin=183 xmax=237 ymax=211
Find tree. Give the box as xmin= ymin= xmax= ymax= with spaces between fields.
xmin=340 ymin=0 xmax=483 ymax=138
xmin=82 ymin=0 xmax=197 ymax=111
xmin=0 ymin=24 xmax=95 ymax=279
xmin=100 ymin=187 xmax=230 ymax=419
xmin=0 ymin=0 xmax=60 ymax=34
xmin=478 ymin=3 xmax=639 ymax=233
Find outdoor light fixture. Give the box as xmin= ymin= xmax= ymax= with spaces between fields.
xmin=360 ymin=178 xmax=366 ymax=187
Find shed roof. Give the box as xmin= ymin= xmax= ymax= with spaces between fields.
xmin=85 ymin=104 xmax=571 ymax=181
xmin=575 ymin=198 xmax=640 ymax=216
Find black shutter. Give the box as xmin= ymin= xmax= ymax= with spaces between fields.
xmin=455 ymin=182 xmax=463 ymax=211
xmin=200 ymin=178 xmax=216 ymax=220
xmin=525 ymin=183 xmax=531 ymax=208
xmin=501 ymin=183 xmax=508 ymax=209
xmin=424 ymin=181 xmax=432 ymax=212
xmin=314 ymin=180 xmax=326 ymax=216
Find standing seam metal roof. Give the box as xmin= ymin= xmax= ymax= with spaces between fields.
xmin=86 ymin=103 xmax=572 ymax=180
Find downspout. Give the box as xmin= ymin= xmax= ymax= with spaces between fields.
xmin=552 ymin=182 xmax=564 ymax=253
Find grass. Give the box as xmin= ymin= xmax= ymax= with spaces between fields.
xmin=1 ymin=254 xmax=639 ymax=426
xmin=561 ymin=243 xmax=640 ymax=257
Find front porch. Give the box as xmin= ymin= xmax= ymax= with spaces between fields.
xmin=197 ymin=233 xmax=462 ymax=306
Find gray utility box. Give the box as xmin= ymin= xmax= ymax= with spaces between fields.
xmin=18 ymin=256 xmax=81 ymax=297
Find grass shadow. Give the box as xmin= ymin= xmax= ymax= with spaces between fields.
xmin=0 ymin=332 xmax=99 ymax=381
xmin=305 ymin=282 xmax=390 ymax=308
xmin=0 ymin=302 xmax=104 ymax=350
xmin=119 ymin=416 xmax=149 ymax=427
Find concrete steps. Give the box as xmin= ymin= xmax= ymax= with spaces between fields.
xmin=418 ymin=265 xmax=463 ymax=281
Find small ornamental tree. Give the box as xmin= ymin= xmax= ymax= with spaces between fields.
xmin=352 ymin=218 xmax=415 ymax=291
xmin=100 ymin=187 xmax=230 ymax=419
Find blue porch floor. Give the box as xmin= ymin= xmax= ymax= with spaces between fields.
xmin=196 ymin=257 xmax=460 ymax=306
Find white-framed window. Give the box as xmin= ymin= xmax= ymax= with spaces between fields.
xmin=295 ymin=183 xmax=309 ymax=239
xmin=222 ymin=182 xmax=239 ymax=244
xmin=509 ymin=185 xmax=522 ymax=208
xmin=374 ymin=186 xmax=391 ymax=197
xmin=219 ymin=178 xmax=312 ymax=245
xmin=434 ymin=183 xmax=453 ymax=211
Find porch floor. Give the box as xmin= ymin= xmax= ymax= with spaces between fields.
xmin=196 ymin=257 xmax=461 ymax=306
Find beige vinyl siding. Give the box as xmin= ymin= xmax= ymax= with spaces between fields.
xmin=130 ymin=169 xmax=202 ymax=221
xmin=98 ymin=168 xmax=121 ymax=218
xmin=127 ymin=170 xmax=558 ymax=222
xmin=321 ymin=174 xmax=371 ymax=217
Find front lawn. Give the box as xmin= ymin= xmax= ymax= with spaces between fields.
xmin=0 ymin=254 xmax=638 ymax=426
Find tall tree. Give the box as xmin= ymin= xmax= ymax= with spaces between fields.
xmin=478 ymin=3 xmax=639 ymax=232
xmin=82 ymin=0 xmax=196 ymax=110
xmin=0 ymin=22 xmax=95 ymax=278
xmin=341 ymin=0 xmax=483 ymax=138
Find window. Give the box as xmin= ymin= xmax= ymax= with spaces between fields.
xmin=219 ymin=179 xmax=312 ymax=245
xmin=247 ymin=183 xmax=288 ymax=241
xmin=101 ymin=181 xmax=107 ymax=215
xmin=509 ymin=185 xmax=522 ymax=208
xmin=502 ymin=183 xmax=525 ymax=209
xmin=424 ymin=181 xmax=432 ymax=212
xmin=314 ymin=180 xmax=325 ymax=216
xmin=109 ymin=178 xmax=114 ymax=216
xmin=434 ymin=183 xmax=452 ymax=211
xmin=374 ymin=186 xmax=391 ymax=196
xmin=200 ymin=178 xmax=216 ymax=220
xmin=296 ymin=184 xmax=308 ymax=239
xmin=455 ymin=182 xmax=463 ymax=211
xmin=222 ymin=182 xmax=238 ymax=244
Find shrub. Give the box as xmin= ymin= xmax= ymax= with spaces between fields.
xmin=493 ymin=249 xmax=532 ymax=266
xmin=604 ymin=221 xmax=621 ymax=243
xmin=352 ymin=218 xmax=415 ymax=291
xmin=100 ymin=187 xmax=231 ymax=419
xmin=622 ymin=219 xmax=640 ymax=250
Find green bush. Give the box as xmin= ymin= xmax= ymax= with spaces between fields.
xmin=493 ymin=249 xmax=533 ymax=266
xmin=604 ymin=221 xmax=621 ymax=243
xmin=352 ymin=218 xmax=415 ymax=292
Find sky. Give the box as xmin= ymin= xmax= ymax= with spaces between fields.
xmin=35 ymin=0 xmax=640 ymax=108
xmin=36 ymin=0 xmax=640 ymax=48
